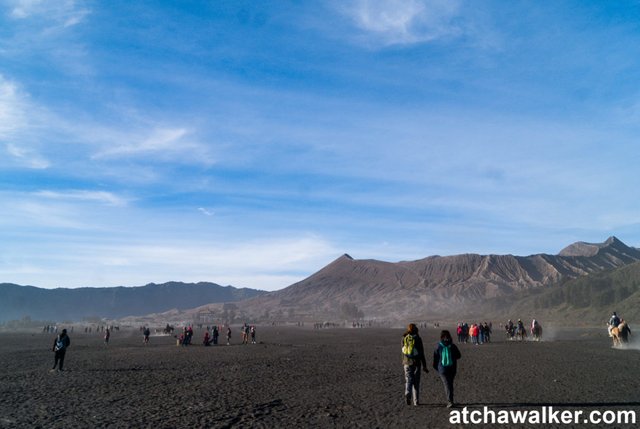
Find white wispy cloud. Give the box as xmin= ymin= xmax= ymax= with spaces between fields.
xmin=7 ymin=0 xmax=89 ymax=28
xmin=335 ymin=0 xmax=463 ymax=46
xmin=4 ymin=143 xmax=50 ymax=169
xmin=0 ymin=75 xmax=51 ymax=169
xmin=0 ymin=72 xmax=214 ymax=175
xmin=0 ymin=190 xmax=130 ymax=232
xmin=0 ymin=75 xmax=27 ymax=135
xmin=198 ymin=208 xmax=214 ymax=216
xmin=91 ymin=127 xmax=215 ymax=166
xmin=34 ymin=190 xmax=129 ymax=207
xmin=3 ymin=199 xmax=88 ymax=230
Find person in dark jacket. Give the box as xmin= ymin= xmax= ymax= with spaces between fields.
xmin=433 ymin=330 xmax=461 ymax=408
xmin=51 ymin=329 xmax=71 ymax=372
xmin=402 ymin=323 xmax=428 ymax=406
xmin=212 ymin=326 xmax=219 ymax=345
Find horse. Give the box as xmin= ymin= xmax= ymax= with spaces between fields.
xmin=607 ymin=323 xmax=621 ymax=347
xmin=531 ymin=323 xmax=543 ymax=341
xmin=515 ymin=325 xmax=527 ymax=341
xmin=618 ymin=321 xmax=631 ymax=344
xmin=505 ymin=324 xmax=515 ymax=340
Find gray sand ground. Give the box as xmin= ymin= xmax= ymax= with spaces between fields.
xmin=0 ymin=326 xmax=638 ymax=428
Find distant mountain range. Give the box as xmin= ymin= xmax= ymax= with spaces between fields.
xmin=222 ymin=236 xmax=640 ymax=322
xmin=0 ymin=282 xmax=266 ymax=323
xmin=4 ymin=237 xmax=639 ymax=325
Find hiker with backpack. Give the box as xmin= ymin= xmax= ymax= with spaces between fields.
xmin=51 ymin=328 xmax=71 ymax=372
xmin=433 ymin=330 xmax=462 ymax=408
xmin=401 ymin=323 xmax=428 ymax=406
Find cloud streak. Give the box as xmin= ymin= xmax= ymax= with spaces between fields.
xmin=34 ymin=190 xmax=129 ymax=207
xmin=335 ymin=0 xmax=463 ymax=46
xmin=91 ymin=127 xmax=215 ymax=165
xmin=7 ymin=0 xmax=89 ymax=28
xmin=198 ymin=208 xmax=214 ymax=216
xmin=0 ymin=75 xmax=51 ymax=169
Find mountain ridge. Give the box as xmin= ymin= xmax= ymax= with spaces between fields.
xmin=0 ymin=281 xmax=266 ymax=323
xmin=227 ymin=236 xmax=640 ymax=320
xmin=4 ymin=237 xmax=638 ymax=324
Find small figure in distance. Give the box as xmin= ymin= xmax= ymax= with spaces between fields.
xmin=51 ymin=328 xmax=71 ymax=372
xmin=212 ymin=326 xmax=219 ymax=345
xmin=433 ymin=330 xmax=461 ymax=408
xmin=401 ymin=323 xmax=428 ymax=406
xmin=143 ymin=326 xmax=151 ymax=345
xmin=104 ymin=327 xmax=110 ymax=345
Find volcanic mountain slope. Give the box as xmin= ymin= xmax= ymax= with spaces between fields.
xmin=498 ymin=259 xmax=640 ymax=323
xmin=234 ymin=237 xmax=640 ymax=320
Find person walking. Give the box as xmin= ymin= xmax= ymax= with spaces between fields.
xmin=51 ymin=329 xmax=71 ymax=372
xmin=143 ymin=326 xmax=151 ymax=345
xmin=433 ymin=330 xmax=462 ymax=408
xmin=104 ymin=327 xmax=110 ymax=345
xmin=212 ymin=326 xmax=219 ymax=345
xmin=401 ymin=323 xmax=428 ymax=406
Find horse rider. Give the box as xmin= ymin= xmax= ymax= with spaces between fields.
xmin=609 ymin=312 xmax=621 ymax=328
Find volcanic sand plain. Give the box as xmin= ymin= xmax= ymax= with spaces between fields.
xmin=0 ymin=325 xmax=638 ymax=428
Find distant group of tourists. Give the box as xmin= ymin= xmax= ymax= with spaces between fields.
xmin=456 ymin=322 xmax=492 ymax=344
xmin=239 ymin=323 xmax=256 ymax=344
xmin=169 ymin=324 xmax=256 ymax=346
xmin=313 ymin=322 xmax=341 ymax=329
xmin=202 ymin=326 xmax=219 ymax=346
xmin=176 ymin=326 xmax=193 ymax=346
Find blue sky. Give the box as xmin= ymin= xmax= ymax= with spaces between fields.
xmin=1 ymin=0 xmax=640 ymax=290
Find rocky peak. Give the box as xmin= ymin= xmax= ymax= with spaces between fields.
xmin=558 ymin=236 xmax=627 ymax=257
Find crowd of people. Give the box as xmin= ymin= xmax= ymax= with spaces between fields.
xmin=169 ymin=323 xmax=257 ymax=347
xmin=455 ymin=322 xmax=492 ymax=344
